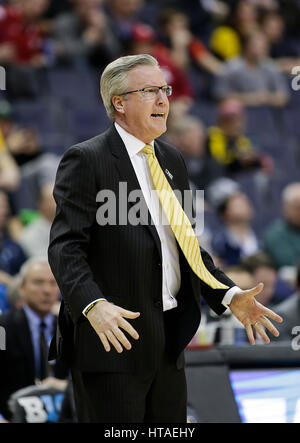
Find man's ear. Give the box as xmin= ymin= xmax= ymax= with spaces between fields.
xmin=112 ymin=96 xmax=125 ymax=114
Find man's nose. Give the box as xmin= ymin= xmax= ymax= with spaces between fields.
xmin=42 ymin=283 xmax=53 ymax=294
xmin=156 ymin=89 xmax=168 ymax=104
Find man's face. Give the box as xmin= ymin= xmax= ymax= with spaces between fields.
xmin=224 ymin=193 xmax=253 ymax=224
xmin=114 ymin=65 xmax=169 ymax=143
xmin=177 ymin=123 xmax=205 ymax=157
xmin=20 ymin=263 xmax=59 ymax=317
xmin=253 ymin=267 xmax=276 ymax=307
xmin=220 ymin=114 xmax=245 ymax=137
xmin=22 ymin=0 xmax=49 ymax=19
xmin=111 ymin=0 xmax=142 ymax=18
xmin=245 ymin=34 xmax=269 ymax=61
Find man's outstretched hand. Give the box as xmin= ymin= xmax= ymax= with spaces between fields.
xmin=87 ymin=301 xmax=140 ymax=353
xmin=229 ymin=283 xmax=283 ymax=345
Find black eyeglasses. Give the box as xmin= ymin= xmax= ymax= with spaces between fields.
xmin=119 ymin=85 xmax=172 ymax=100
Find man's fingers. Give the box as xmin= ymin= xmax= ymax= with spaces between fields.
xmin=262 ymin=306 xmax=283 ymax=324
xmin=259 ymin=316 xmax=280 ymax=337
xmin=112 ymin=325 xmax=132 ymax=350
xmin=245 ymin=282 xmax=264 ymax=298
xmin=118 ymin=317 xmax=139 ymax=340
xmin=99 ymin=332 xmax=110 ymax=352
xmin=245 ymin=323 xmax=255 ymax=345
xmin=105 ymin=330 xmax=123 ymax=353
xmin=118 ymin=307 xmax=140 ymax=319
xmin=254 ymin=322 xmax=270 ymax=344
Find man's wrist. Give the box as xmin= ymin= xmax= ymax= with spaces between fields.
xmin=222 ymin=286 xmax=241 ymax=309
xmin=83 ymin=298 xmax=107 ymax=317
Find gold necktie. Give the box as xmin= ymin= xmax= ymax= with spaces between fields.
xmin=142 ymin=144 xmax=229 ymax=289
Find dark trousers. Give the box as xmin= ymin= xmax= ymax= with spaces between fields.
xmin=71 ymin=353 xmax=187 ymax=423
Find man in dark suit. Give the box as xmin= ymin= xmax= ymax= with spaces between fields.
xmin=48 ymin=54 xmax=283 ymax=423
xmin=0 ymin=257 xmax=68 ymax=421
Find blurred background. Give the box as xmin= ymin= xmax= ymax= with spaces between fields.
xmin=0 ymin=0 xmax=300 ymax=424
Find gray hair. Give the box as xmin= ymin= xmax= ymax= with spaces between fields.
xmin=100 ymin=54 xmax=159 ymax=120
xmin=19 ymin=256 xmax=50 ymax=285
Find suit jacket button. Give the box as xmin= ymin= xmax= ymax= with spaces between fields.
xmin=154 ymin=301 xmax=162 ymax=308
xmin=157 ymin=262 xmax=162 ymax=268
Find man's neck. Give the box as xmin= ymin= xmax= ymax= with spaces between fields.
xmin=114 ymin=121 xmax=154 ymax=145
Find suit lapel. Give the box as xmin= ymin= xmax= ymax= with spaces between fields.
xmin=154 ymin=140 xmax=179 ymax=191
xmin=16 ymin=309 xmax=35 ymax=379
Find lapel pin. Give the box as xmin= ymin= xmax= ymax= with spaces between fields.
xmin=165 ymin=169 xmax=173 ymax=180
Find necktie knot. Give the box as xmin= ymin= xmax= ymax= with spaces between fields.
xmin=142 ymin=144 xmax=154 ymax=157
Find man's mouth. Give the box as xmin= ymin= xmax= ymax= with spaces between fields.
xmin=151 ymin=113 xmax=165 ymax=118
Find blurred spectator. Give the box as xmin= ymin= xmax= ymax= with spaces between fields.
xmin=18 ymin=183 xmax=56 ymax=258
xmin=179 ymin=0 xmax=230 ymax=42
xmin=43 ymin=0 xmax=72 ymax=19
xmin=52 ymin=0 xmax=120 ymax=68
xmin=6 ymin=126 xmax=44 ymax=167
xmin=0 ymin=108 xmax=60 ymax=215
xmin=0 ymin=104 xmax=60 ymax=176
xmin=274 ymin=262 xmax=300 ymax=341
xmin=0 ymin=100 xmax=44 ymax=166
xmin=225 ymin=265 xmax=256 ymax=290
xmin=0 ymin=257 xmax=68 ymax=421
xmin=129 ymin=23 xmax=194 ymax=108
xmin=0 ymin=128 xmax=20 ymax=192
xmin=166 ymin=115 xmax=224 ymax=191
xmin=0 ymin=0 xmax=50 ymax=66
xmin=0 ymin=0 xmax=52 ymax=98
xmin=277 ymin=0 xmax=300 ymax=39
xmin=210 ymin=0 xmax=260 ymax=61
xmin=210 ymin=189 xmax=260 ymax=266
xmin=263 ymin=182 xmax=300 ymax=268
xmin=6 ymin=274 xmax=24 ymax=311
xmin=261 ymin=11 xmax=300 ymax=73
xmin=0 ymin=190 xmax=26 ymax=280
xmin=213 ymin=31 xmax=289 ymax=107
xmin=105 ymin=0 xmax=145 ymax=52
xmin=241 ymin=252 xmax=294 ymax=306
xmin=206 ymin=98 xmax=273 ymax=176
xmin=158 ymin=7 xmax=224 ymax=76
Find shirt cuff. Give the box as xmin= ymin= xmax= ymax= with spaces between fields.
xmin=221 ymin=286 xmax=241 ymax=309
xmin=82 ymin=298 xmax=107 ymax=317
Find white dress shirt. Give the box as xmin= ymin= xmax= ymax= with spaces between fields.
xmin=83 ymin=123 xmax=240 ymax=315
xmin=115 ymin=122 xmax=181 ymax=311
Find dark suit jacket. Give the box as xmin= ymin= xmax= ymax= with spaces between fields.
xmin=0 ymin=308 xmax=67 ymax=420
xmin=48 ymin=124 xmax=235 ymax=373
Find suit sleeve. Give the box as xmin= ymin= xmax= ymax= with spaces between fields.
xmin=48 ymin=146 xmax=105 ymax=323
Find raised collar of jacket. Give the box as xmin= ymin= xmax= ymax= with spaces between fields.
xmin=114 ymin=122 xmax=155 ymax=159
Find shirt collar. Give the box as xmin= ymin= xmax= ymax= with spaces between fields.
xmin=114 ymin=122 xmax=154 ymax=158
xmin=23 ymin=304 xmax=54 ymax=330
